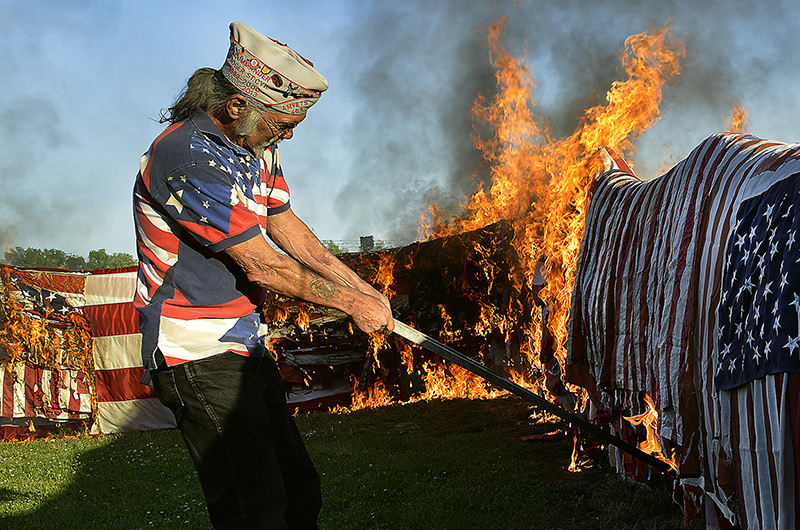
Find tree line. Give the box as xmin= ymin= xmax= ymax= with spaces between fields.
xmin=2 ymin=247 xmax=137 ymax=271
xmin=4 ymin=239 xmax=401 ymax=271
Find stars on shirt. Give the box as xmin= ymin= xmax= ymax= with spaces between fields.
xmin=166 ymin=189 xmax=184 ymax=213
xmin=163 ymin=134 xmax=287 ymax=239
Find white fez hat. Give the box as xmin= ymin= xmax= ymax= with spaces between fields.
xmin=221 ymin=22 xmax=328 ymax=115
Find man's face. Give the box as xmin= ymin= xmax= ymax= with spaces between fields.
xmin=243 ymin=110 xmax=306 ymax=158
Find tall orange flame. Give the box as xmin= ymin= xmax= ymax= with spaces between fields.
xmin=408 ymin=21 xmax=685 ymax=467
xmin=421 ymin=20 xmax=685 ymax=384
xmin=347 ymin=22 xmax=693 ymax=475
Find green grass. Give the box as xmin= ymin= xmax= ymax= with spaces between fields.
xmin=0 ymin=398 xmax=693 ymax=529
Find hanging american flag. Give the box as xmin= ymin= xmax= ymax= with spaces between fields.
xmin=567 ymin=132 xmax=800 ymax=528
xmin=0 ymin=267 xmax=94 ymax=423
xmin=0 ymin=265 xmax=176 ymax=433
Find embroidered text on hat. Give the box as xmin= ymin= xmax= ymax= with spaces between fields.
xmin=221 ymin=22 xmax=328 ymax=115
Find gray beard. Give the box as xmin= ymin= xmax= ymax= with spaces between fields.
xmin=237 ymin=111 xmax=282 ymax=159
xmin=245 ymin=135 xmax=284 ymax=159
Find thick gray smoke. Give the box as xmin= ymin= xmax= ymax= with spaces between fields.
xmin=334 ymin=0 xmax=796 ymax=242
xmin=1 ymin=1 xmax=795 ymax=253
xmin=0 ymin=98 xmax=69 ymax=249
xmin=332 ymin=2 xmax=502 ymax=242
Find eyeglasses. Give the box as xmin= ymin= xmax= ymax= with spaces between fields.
xmin=256 ymin=110 xmax=297 ymax=139
xmin=271 ymin=121 xmax=297 ymax=138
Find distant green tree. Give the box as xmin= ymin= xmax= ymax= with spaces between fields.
xmin=4 ymin=247 xmax=83 ymax=269
xmin=65 ymin=254 xmax=88 ymax=270
xmin=85 ymin=249 xmax=137 ymax=269
xmin=322 ymin=240 xmax=345 ymax=255
xmin=3 ymin=247 xmax=136 ymax=270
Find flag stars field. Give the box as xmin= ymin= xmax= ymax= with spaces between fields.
xmin=763 ymin=203 xmax=774 ymax=221
xmin=715 ymin=173 xmax=800 ymax=389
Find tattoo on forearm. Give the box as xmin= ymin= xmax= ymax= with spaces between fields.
xmin=309 ymin=278 xmax=338 ymax=300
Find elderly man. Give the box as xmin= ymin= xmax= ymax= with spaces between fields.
xmin=133 ymin=22 xmax=393 ymax=529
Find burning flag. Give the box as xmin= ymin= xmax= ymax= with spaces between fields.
xmin=0 ymin=265 xmax=175 ymax=434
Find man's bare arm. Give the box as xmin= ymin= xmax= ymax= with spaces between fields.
xmin=265 ymin=208 xmax=391 ymax=309
xmin=224 ymin=234 xmax=393 ymax=333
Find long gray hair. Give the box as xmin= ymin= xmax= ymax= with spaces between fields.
xmin=160 ymin=68 xmax=267 ymax=136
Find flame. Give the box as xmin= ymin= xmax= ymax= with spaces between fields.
xmin=726 ymin=103 xmax=749 ymax=133
xmin=623 ymin=394 xmax=678 ymax=471
xmin=364 ymin=254 xmax=398 ymax=370
xmin=416 ymin=362 xmax=504 ymax=401
xmin=349 ymin=378 xmax=393 ymax=411
xmin=399 ymin=20 xmax=686 ymax=465
xmin=350 ymin=248 xmax=507 ymax=408
xmin=568 ymin=435 xmax=584 ymax=472
xmin=335 ymin=21 xmax=701 ymax=477
xmin=349 ymin=21 xmax=690 ymax=422
xmin=374 ymin=254 xmax=397 ymax=300
xmin=415 ymin=21 xmax=684 ymax=399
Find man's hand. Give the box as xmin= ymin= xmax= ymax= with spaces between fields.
xmin=350 ymin=293 xmax=394 ymax=334
xmin=358 ymin=284 xmax=392 ymax=313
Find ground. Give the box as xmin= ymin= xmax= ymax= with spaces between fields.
xmin=0 ymin=397 xmax=691 ymax=529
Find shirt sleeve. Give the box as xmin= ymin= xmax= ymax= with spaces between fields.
xmin=152 ymin=154 xmax=261 ymax=253
xmin=262 ymin=145 xmax=291 ymax=215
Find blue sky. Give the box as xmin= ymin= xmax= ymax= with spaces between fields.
xmin=1 ymin=0 xmax=798 ymax=256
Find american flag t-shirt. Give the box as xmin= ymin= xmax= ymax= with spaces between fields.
xmin=715 ymin=170 xmax=800 ymax=390
xmin=133 ymin=110 xmax=291 ymax=370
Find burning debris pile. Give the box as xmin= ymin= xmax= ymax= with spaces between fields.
xmin=275 ymin=21 xmax=685 ymax=421
xmin=264 ymin=220 xmax=542 ymax=411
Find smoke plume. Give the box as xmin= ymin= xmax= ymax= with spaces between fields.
xmin=333 ymin=0 xmax=793 ymax=242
